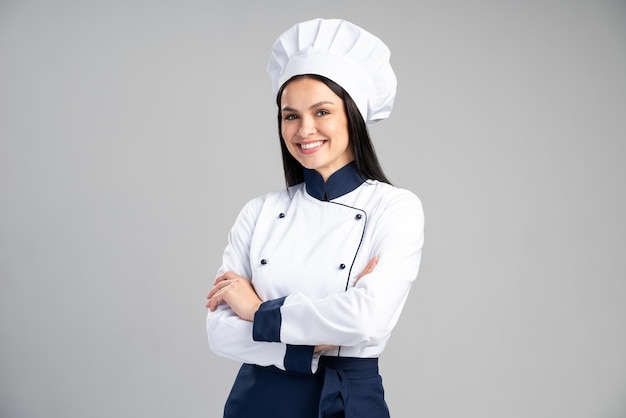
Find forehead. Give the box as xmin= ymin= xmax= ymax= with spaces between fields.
xmin=280 ymin=77 xmax=343 ymax=107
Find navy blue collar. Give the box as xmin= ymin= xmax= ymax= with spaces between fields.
xmin=303 ymin=162 xmax=365 ymax=201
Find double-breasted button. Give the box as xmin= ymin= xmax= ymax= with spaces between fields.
xmin=278 ymin=213 xmax=285 ymax=218
xmin=260 ymin=259 xmax=268 ymax=265
xmin=339 ymin=263 xmax=346 ymax=270
xmin=355 ymin=213 xmax=362 ymax=220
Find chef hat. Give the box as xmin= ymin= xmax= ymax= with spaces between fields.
xmin=267 ymin=18 xmax=397 ymax=124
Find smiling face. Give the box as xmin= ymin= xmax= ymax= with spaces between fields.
xmin=280 ymin=77 xmax=354 ymax=181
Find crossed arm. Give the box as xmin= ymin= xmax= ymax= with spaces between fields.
xmin=205 ymin=256 xmax=379 ymax=351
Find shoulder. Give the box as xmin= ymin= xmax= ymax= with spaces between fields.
xmin=237 ymin=184 xmax=304 ymax=219
xmin=362 ymin=180 xmax=424 ymax=215
xmin=361 ymin=182 xmax=425 ymax=246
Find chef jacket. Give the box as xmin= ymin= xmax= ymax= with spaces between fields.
xmin=207 ymin=162 xmax=424 ymax=374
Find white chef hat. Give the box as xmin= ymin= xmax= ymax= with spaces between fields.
xmin=267 ymin=18 xmax=397 ymax=124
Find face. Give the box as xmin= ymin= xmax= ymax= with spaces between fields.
xmin=280 ymin=77 xmax=354 ymax=181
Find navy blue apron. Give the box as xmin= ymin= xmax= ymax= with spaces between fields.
xmin=223 ymin=357 xmax=390 ymax=418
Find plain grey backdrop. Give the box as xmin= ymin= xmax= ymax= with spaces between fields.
xmin=1 ymin=0 xmax=625 ymax=417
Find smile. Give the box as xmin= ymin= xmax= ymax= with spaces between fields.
xmin=299 ymin=140 xmax=326 ymax=150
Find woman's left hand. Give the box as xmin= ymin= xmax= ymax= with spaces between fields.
xmin=355 ymin=255 xmax=378 ymax=283
xmin=206 ymin=271 xmax=262 ymax=322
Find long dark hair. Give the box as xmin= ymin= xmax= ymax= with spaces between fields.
xmin=276 ymin=74 xmax=392 ymax=187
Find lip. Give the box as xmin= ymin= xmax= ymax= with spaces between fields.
xmin=297 ymin=140 xmax=327 ymax=154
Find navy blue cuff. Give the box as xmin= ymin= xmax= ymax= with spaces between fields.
xmin=253 ymin=296 xmax=286 ymax=342
xmin=284 ymin=345 xmax=315 ymax=374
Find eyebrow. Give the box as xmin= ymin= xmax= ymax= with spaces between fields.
xmin=281 ymin=101 xmax=334 ymax=112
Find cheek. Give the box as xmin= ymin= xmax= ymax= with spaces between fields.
xmin=281 ymin=134 xmax=298 ymax=156
xmin=281 ymin=123 xmax=295 ymax=140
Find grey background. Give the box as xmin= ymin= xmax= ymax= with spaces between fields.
xmin=1 ymin=1 xmax=625 ymax=417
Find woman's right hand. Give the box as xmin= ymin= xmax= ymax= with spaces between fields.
xmin=206 ymin=271 xmax=262 ymax=321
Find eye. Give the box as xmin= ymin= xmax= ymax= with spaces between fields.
xmin=283 ymin=113 xmax=298 ymax=121
xmin=316 ymin=109 xmax=330 ymax=117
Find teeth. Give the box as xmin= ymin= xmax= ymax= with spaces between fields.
xmin=300 ymin=141 xmax=324 ymax=150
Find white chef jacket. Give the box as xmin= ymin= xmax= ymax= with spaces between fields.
xmin=206 ymin=162 xmax=424 ymax=374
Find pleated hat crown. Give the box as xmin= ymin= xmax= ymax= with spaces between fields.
xmin=267 ymin=18 xmax=397 ymax=124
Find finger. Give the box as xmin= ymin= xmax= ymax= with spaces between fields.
xmin=208 ymin=286 xmax=229 ymax=311
xmin=366 ymin=255 xmax=379 ymax=272
xmin=363 ymin=259 xmax=376 ymax=275
xmin=209 ymin=298 xmax=219 ymax=311
xmin=207 ymin=279 xmax=233 ymax=300
xmin=356 ymin=256 xmax=378 ymax=280
xmin=208 ymin=281 xmax=231 ymax=301
xmin=208 ymin=295 xmax=215 ymax=311
xmin=206 ymin=285 xmax=227 ymax=307
xmin=207 ymin=285 xmax=220 ymax=300
xmin=213 ymin=271 xmax=238 ymax=285
xmin=208 ymin=297 xmax=218 ymax=311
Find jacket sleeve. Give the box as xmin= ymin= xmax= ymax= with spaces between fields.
xmin=206 ymin=196 xmax=315 ymax=374
xmin=253 ymin=189 xmax=425 ymax=347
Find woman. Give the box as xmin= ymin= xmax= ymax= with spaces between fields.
xmin=206 ymin=18 xmax=424 ymax=418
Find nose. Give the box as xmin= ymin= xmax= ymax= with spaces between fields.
xmin=298 ymin=116 xmax=316 ymax=137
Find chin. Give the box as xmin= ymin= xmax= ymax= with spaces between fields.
xmin=298 ymin=159 xmax=323 ymax=171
